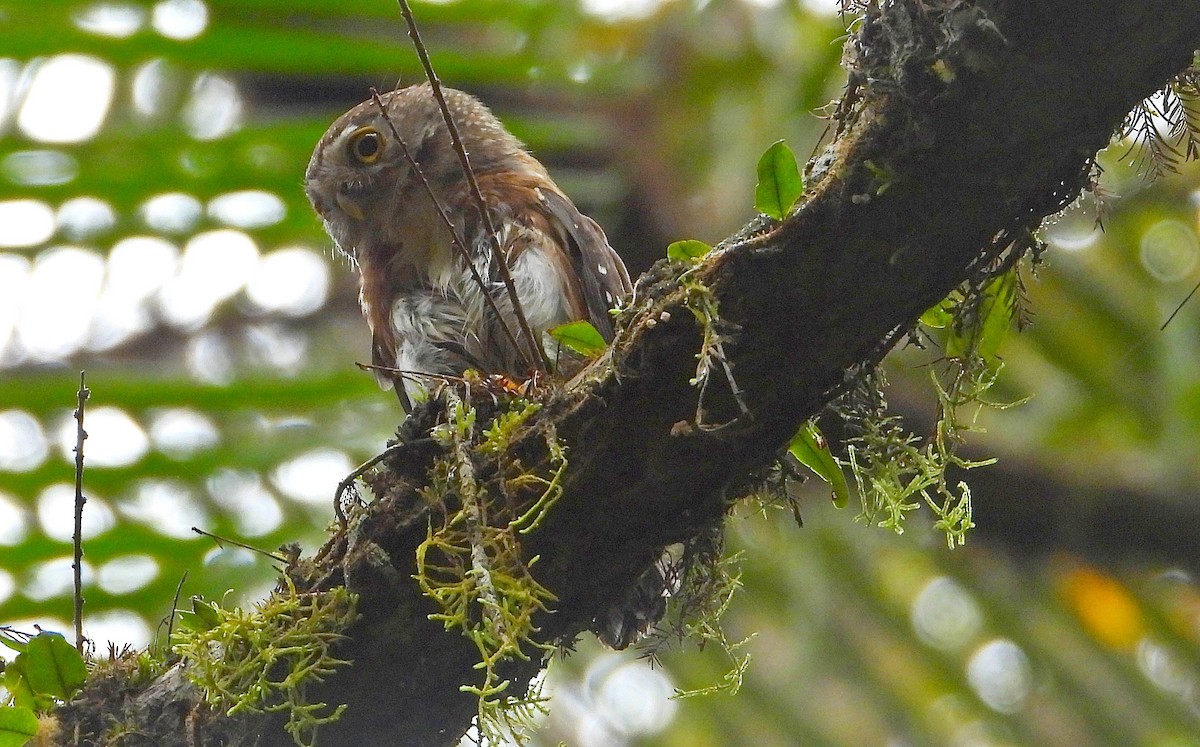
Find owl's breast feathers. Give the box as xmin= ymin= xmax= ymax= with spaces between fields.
xmin=359 ymin=166 xmax=630 ymax=404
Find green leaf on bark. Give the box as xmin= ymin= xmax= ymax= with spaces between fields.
xmin=21 ymin=633 xmax=86 ymax=701
xmin=548 ymin=320 xmax=606 ymax=358
xmin=666 ymin=239 xmax=714 ymax=263
xmin=755 ymin=140 xmax=804 ymax=220
xmin=788 ymin=421 xmax=849 ymax=509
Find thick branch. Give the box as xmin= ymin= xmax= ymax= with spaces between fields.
xmin=57 ymin=2 xmax=1200 ymax=745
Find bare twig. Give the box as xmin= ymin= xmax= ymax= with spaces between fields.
xmin=332 ymin=443 xmax=411 ymax=524
xmin=368 ymin=89 xmax=531 ymax=370
xmin=190 ymin=527 xmax=289 ymax=565
xmin=165 ymin=571 xmax=188 ymax=644
xmin=72 ymin=370 xmax=89 ymax=654
xmin=394 ymin=0 xmax=549 ymax=373
xmin=1160 ymin=276 xmax=1200 ymax=330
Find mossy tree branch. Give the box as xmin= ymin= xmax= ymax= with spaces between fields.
xmin=55 ymin=2 xmax=1200 ymax=745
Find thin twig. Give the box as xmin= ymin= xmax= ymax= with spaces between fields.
xmin=165 ymin=571 xmax=188 ymax=644
xmin=1160 ymin=276 xmax=1200 ymax=330
xmin=190 ymin=527 xmax=289 ymax=564
xmin=369 ymin=89 xmax=530 ymax=369
xmin=332 ymin=443 xmax=411 ymax=524
xmin=394 ymin=0 xmax=548 ymax=372
xmin=72 ymin=371 xmax=89 ymax=654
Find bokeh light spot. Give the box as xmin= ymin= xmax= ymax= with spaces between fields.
xmin=581 ymin=0 xmax=662 ymax=21
xmin=1059 ymin=565 xmax=1145 ymax=651
xmin=152 ymin=0 xmax=209 ymax=40
xmin=244 ymin=324 xmax=307 ymax=373
xmin=0 ymin=491 xmax=30 ymax=545
xmin=0 ymin=410 xmax=48 ymax=471
xmin=965 ymin=638 xmax=1032 ymax=714
xmin=122 ymin=480 xmax=208 ymax=539
xmin=149 ymin=408 xmax=220 ymax=458
xmin=56 ymin=407 xmax=149 ymax=468
xmin=911 ymin=576 xmax=983 ymax=652
xmin=183 ymin=73 xmax=241 ymax=140
xmin=57 ymin=197 xmax=118 ymax=241
xmin=73 ymin=2 xmax=147 ymax=37
xmin=595 ymin=658 xmax=677 ymax=736
xmin=140 ymin=192 xmax=203 ymax=234
xmin=24 ymin=556 xmax=94 ymax=602
xmin=207 ymin=190 xmax=286 ymax=229
xmin=246 ymin=247 xmax=330 ymax=317
xmin=84 ymin=609 xmax=152 ymax=652
xmin=18 ymin=55 xmax=116 ymax=143
xmin=18 ymin=246 xmax=105 ymax=360
xmin=207 ymin=469 xmax=284 ymax=537
xmin=272 ymin=448 xmax=354 ymax=505
xmin=2 ymin=150 xmax=79 ymax=186
xmin=131 ymin=58 xmax=182 ymax=119
xmin=37 ymin=484 xmax=116 ymax=542
xmin=186 ymin=330 xmax=234 ymax=384
xmin=0 ymin=200 xmax=55 ymax=248
xmin=91 ymin=236 xmax=179 ymax=350
xmin=203 ymin=546 xmax=258 ymax=573
xmin=1140 ymin=219 xmax=1199 ymax=282
xmin=160 ymin=229 xmax=258 ymax=329
xmin=0 ymin=254 xmax=29 ymax=363
xmin=0 ymin=569 xmax=13 ymax=605
xmin=98 ymin=555 xmax=160 ymax=595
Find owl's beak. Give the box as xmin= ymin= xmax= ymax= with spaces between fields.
xmin=335 ymin=192 xmax=365 ymax=221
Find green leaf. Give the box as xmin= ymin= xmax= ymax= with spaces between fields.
xmin=947 ymin=269 xmax=1018 ymax=363
xmin=920 ymin=297 xmax=956 ymax=329
xmin=21 ymin=633 xmax=86 ymax=701
xmin=788 ymin=421 xmax=850 ymax=509
xmin=0 ymin=706 xmax=38 ymax=747
xmin=754 ymin=140 xmax=804 ymax=220
xmin=548 ymin=321 xmax=607 ymax=358
xmin=666 ymin=239 xmax=714 ymax=263
xmin=3 ymin=658 xmax=39 ymax=711
xmin=0 ymin=632 xmax=26 ymax=655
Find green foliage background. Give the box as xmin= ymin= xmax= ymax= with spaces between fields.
xmin=2 ymin=2 xmax=1200 ymax=745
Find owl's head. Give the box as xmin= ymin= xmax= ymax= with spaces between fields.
xmin=304 ymin=83 xmax=528 ymax=257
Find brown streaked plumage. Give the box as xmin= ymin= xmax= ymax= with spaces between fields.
xmin=305 ymin=83 xmax=661 ymax=650
xmin=304 ymin=83 xmax=631 ymax=409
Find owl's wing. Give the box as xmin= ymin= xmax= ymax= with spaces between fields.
xmin=533 ymin=186 xmax=632 ymax=340
xmin=372 ymin=338 xmax=413 ymax=412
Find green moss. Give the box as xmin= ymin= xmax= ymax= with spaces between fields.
xmin=170 ymin=583 xmax=357 ymax=747
xmin=415 ymin=390 xmax=564 ymax=744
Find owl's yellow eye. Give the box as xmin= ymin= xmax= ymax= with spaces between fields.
xmin=348 ymin=128 xmax=383 ymax=165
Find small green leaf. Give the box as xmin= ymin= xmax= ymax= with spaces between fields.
xmin=920 ymin=297 xmax=956 ymax=329
xmin=3 ymin=658 xmax=35 ymax=711
xmin=0 ymin=632 xmax=26 ymax=655
xmin=666 ymin=239 xmax=713 ymax=263
xmin=548 ymin=320 xmax=606 ymax=358
xmin=177 ymin=597 xmax=222 ymax=633
xmin=21 ymin=633 xmax=86 ymax=701
xmin=754 ymin=140 xmax=804 ymax=220
xmin=947 ymin=269 xmax=1017 ymax=363
xmin=788 ymin=421 xmax=850 ymax=509
xmin=0 ymin=705 xmax=38 ymax=747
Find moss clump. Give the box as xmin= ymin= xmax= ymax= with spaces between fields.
xmin=171 ymin=583 xmax=357 ymax=747
xmin=416 ymin=389 xmax=562 ymax=744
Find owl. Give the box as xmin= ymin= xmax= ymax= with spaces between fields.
xmin=306 ymin=84 xmax=661 ymax=649
xmin=304 ymin=83 xmax=632 ymax=410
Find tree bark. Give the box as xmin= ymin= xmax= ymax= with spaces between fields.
xmin=56 ymin=1 xmax=1200 ymax=745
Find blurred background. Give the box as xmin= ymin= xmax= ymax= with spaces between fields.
xmin=2 ymin=1 xmax=1200 ymax=745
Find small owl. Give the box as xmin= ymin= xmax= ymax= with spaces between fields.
xmin=304 ymin=83 xmax=631 ymax=409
